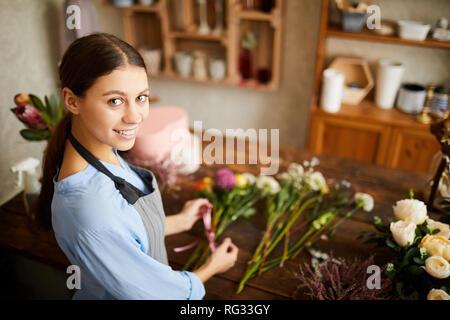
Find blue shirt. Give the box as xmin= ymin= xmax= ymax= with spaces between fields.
xmin=51 ymin=148 xmax=205 ymax=300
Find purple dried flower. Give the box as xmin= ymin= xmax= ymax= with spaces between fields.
xmin=215 ymin=168 xmax=236 ymax=190
xmin=293 ymin=253 xmax=396 ymax=300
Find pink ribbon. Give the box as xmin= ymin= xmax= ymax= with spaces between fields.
xmin=173 ymin=202 xmax=216 ymax=253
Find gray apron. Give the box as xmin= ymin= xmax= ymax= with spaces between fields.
xmin=67 ymin=126 xmax=169 ymax=265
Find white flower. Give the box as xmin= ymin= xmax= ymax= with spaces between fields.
xmin=419 ymin=235 xmax=450 ymax=261
xmin=305 ymin=171 xmax=329 ymax=194
xmin=287 ymin=162 xmax=304 ymax=180
xmin=392 ymin=199 xmax=428 ymax=225
xmin=310 ymin=157 xmax=320 ymax=167
xmin=390 ymin=220 xmax=416 ymax=247
xmin=256 ymin=175 xmax=280 ymax=195
xmin=276 ymin=172 xmax=291 ymax=181
xmin=427 ymin=289 xmax=450 ymax=300
xmin=427 ymin=219 xmax=450 ymax=239
xmin=424 ymin=256 xmax=450 ymax=279
xmin=242 ymin=173 xmax=256 ymax=185
xmin=354 ymin=193 xmax=374 ymax=212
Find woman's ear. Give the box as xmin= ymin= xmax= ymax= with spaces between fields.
xmin=62 ymin=87 xmax=81 ymax=115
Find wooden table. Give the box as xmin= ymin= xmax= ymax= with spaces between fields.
xmin=0 ymin=145 xmax=432 ymax=300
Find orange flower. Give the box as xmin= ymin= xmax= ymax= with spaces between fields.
xmin=194 ymin=176 xmax=213 ymax=192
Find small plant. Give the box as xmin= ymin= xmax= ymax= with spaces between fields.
xmin=10 ymin=93 xmax=64 ymax=141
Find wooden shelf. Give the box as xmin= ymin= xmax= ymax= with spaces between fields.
xmin=117 ymin=0 xmax=283 ymax=91
xmin=311 ymin=98 xmax=434 ymax=131
xmin=152 ymin=72 xmax=276 ymax=92
xmin=122 ymin=4 xmax=161 ymax=13
xmin=327 ymin=23 xmax=450 ymax=50
xmin=169 ymin=31 xmax=227 ymax=43
xmin=238 ymin=9 xmax=274 ymax=22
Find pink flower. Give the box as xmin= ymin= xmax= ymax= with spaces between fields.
xmin=215 ymin=168 xmax=236 ymax=190
xmin=15 ymin=103 xmax=47 ymax=129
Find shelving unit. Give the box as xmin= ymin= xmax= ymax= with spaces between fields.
xmin=108 ymin=0 xmax=284 ymax=91
xmin=307 ymin=0 xmax=446 ymax=174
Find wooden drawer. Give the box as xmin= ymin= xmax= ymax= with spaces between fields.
xmin=386 ymin=127 xmax=440 ymax=174
xmin=308 ymin=114 xmax=391 ymax=165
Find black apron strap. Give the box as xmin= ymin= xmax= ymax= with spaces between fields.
xmin=66 ymin=124 xmax=154 ymax=204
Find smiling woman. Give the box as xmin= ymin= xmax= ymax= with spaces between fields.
xmin=32 ymin=33 xmax=239 ymax=300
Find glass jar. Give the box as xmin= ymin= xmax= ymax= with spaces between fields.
xmin=425 ymin=151 xmax=450 ymax=212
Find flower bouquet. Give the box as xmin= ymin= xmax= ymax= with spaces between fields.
xmin=361 ymin=191 xmax=450 ymax=300
xmin=180 ymin=168 xmax=270 ymax=271
xmin=10 ymin=93 xmax=64 ymax=141
xmin=237 ymin=159 xmax=374 ymax=294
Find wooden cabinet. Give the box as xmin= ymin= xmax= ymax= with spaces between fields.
xmin=307 ymin=0 xmax=446 ymax=175
xmin=308 ymin=100 xmax=440 ymax=174
xmin=107 ymin=0 xmax=284 ymax=91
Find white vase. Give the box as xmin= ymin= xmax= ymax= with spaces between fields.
xmin=209 ymin=58 xmax=226 ymax=81
xmin=139 ymin=48 xmax=162 ymax=75
xmin=320 ymin=69 xmax=345 ymax=113
xmin=138 ymin=0 xmax=155 ymax=5
xmin=174 ymin=52 xmax=193 ymax=77
xmin=375 ymin=59 xmax=405 ymax=109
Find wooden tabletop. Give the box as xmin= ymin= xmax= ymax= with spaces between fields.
xmin=0 ymin=144 xmax=432 ymax=300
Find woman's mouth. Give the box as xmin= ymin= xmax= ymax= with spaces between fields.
xmin=113 ymin=128 xmax=137 ymax=140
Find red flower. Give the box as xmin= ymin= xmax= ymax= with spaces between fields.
xmin=15 ymin=103 xmax=47 ymax=129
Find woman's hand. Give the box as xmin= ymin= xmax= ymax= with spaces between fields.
xmin=193 ymin=238 xmax=239 ymax=283
xmin=165 ymin=198 xmax=211 ymax=236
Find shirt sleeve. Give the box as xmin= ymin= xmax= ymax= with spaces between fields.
xmin=74 ymin=227 xmax=206 ymax=300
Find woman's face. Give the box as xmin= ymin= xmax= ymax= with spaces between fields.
xmin=75 ymin=65 xmax=150 ymax=152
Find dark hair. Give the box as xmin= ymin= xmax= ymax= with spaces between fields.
xmin=34 ymin=33 xmax=147 ymax=230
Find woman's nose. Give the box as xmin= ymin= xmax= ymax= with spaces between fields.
xmin=123 ymin=102 xmax=143 ymax=124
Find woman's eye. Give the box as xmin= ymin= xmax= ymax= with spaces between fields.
xmin=108 ymin=98 xmax=123 ymax=106
xmin=137 ymin=95 xmax=148 ymax=103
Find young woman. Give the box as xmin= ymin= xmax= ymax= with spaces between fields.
xmin=34 ymin=33 xmax=238 ymax=300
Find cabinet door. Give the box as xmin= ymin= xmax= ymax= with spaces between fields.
xmin=308 ymin=114 xmax=391 ymax=165
xmin=386 ymin=127 xmax=440 ymax=174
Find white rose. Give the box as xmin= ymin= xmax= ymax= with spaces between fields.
xmin=354 ymin=193 xmax=374 ymax=212
xmin=306 ymin=171 xmax=329 ymax=194
xmin=427 ymin=289 xmax=450 ymax=300
xmin=242 ymin=173 xmax=256 ymax=185
xmin=390 ymin=220 xmax=416 ymax=247
xmin=419 ymin=235 xmax=450 ymax=261
xmin=425 ymin=256 xmax=450 ymax=279
xmin=427 ymin=219 xmax=450 ymax=239
xmin=256 ymin=176 xmax=280 ymax=195
xmin=392 ymin=199 xmax=428 ymax=225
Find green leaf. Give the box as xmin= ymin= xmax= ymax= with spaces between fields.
xmin=40 ymin=112 xmax=54 ymax=127
xmin=386 ymin=238 xmax=400 ymax=251
xmin=20 ymin=128 xmax=50 ymax=141
xmin=409 ymin=189 xmax=414 ymax=199
xmin=45 ymin=95 xmax=58 ymax=125
xmin=57 ymin=99 xmax=64 ymax=121
xmin=29 ymin=94 xmax=47 ymax=113
xmin=407 ymin=265 xmax=424 ymax=276
xmin=412 ymin=257 xmax=425 ymax=265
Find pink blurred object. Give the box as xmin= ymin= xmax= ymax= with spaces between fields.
xmin=126 ymin=106 xmax=201 ymax=189
xmin=130 ymin=106 xmax=191 ymax=163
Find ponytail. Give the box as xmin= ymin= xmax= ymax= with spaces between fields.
xmin=33 ymin=112 xmax=72 ymax=230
